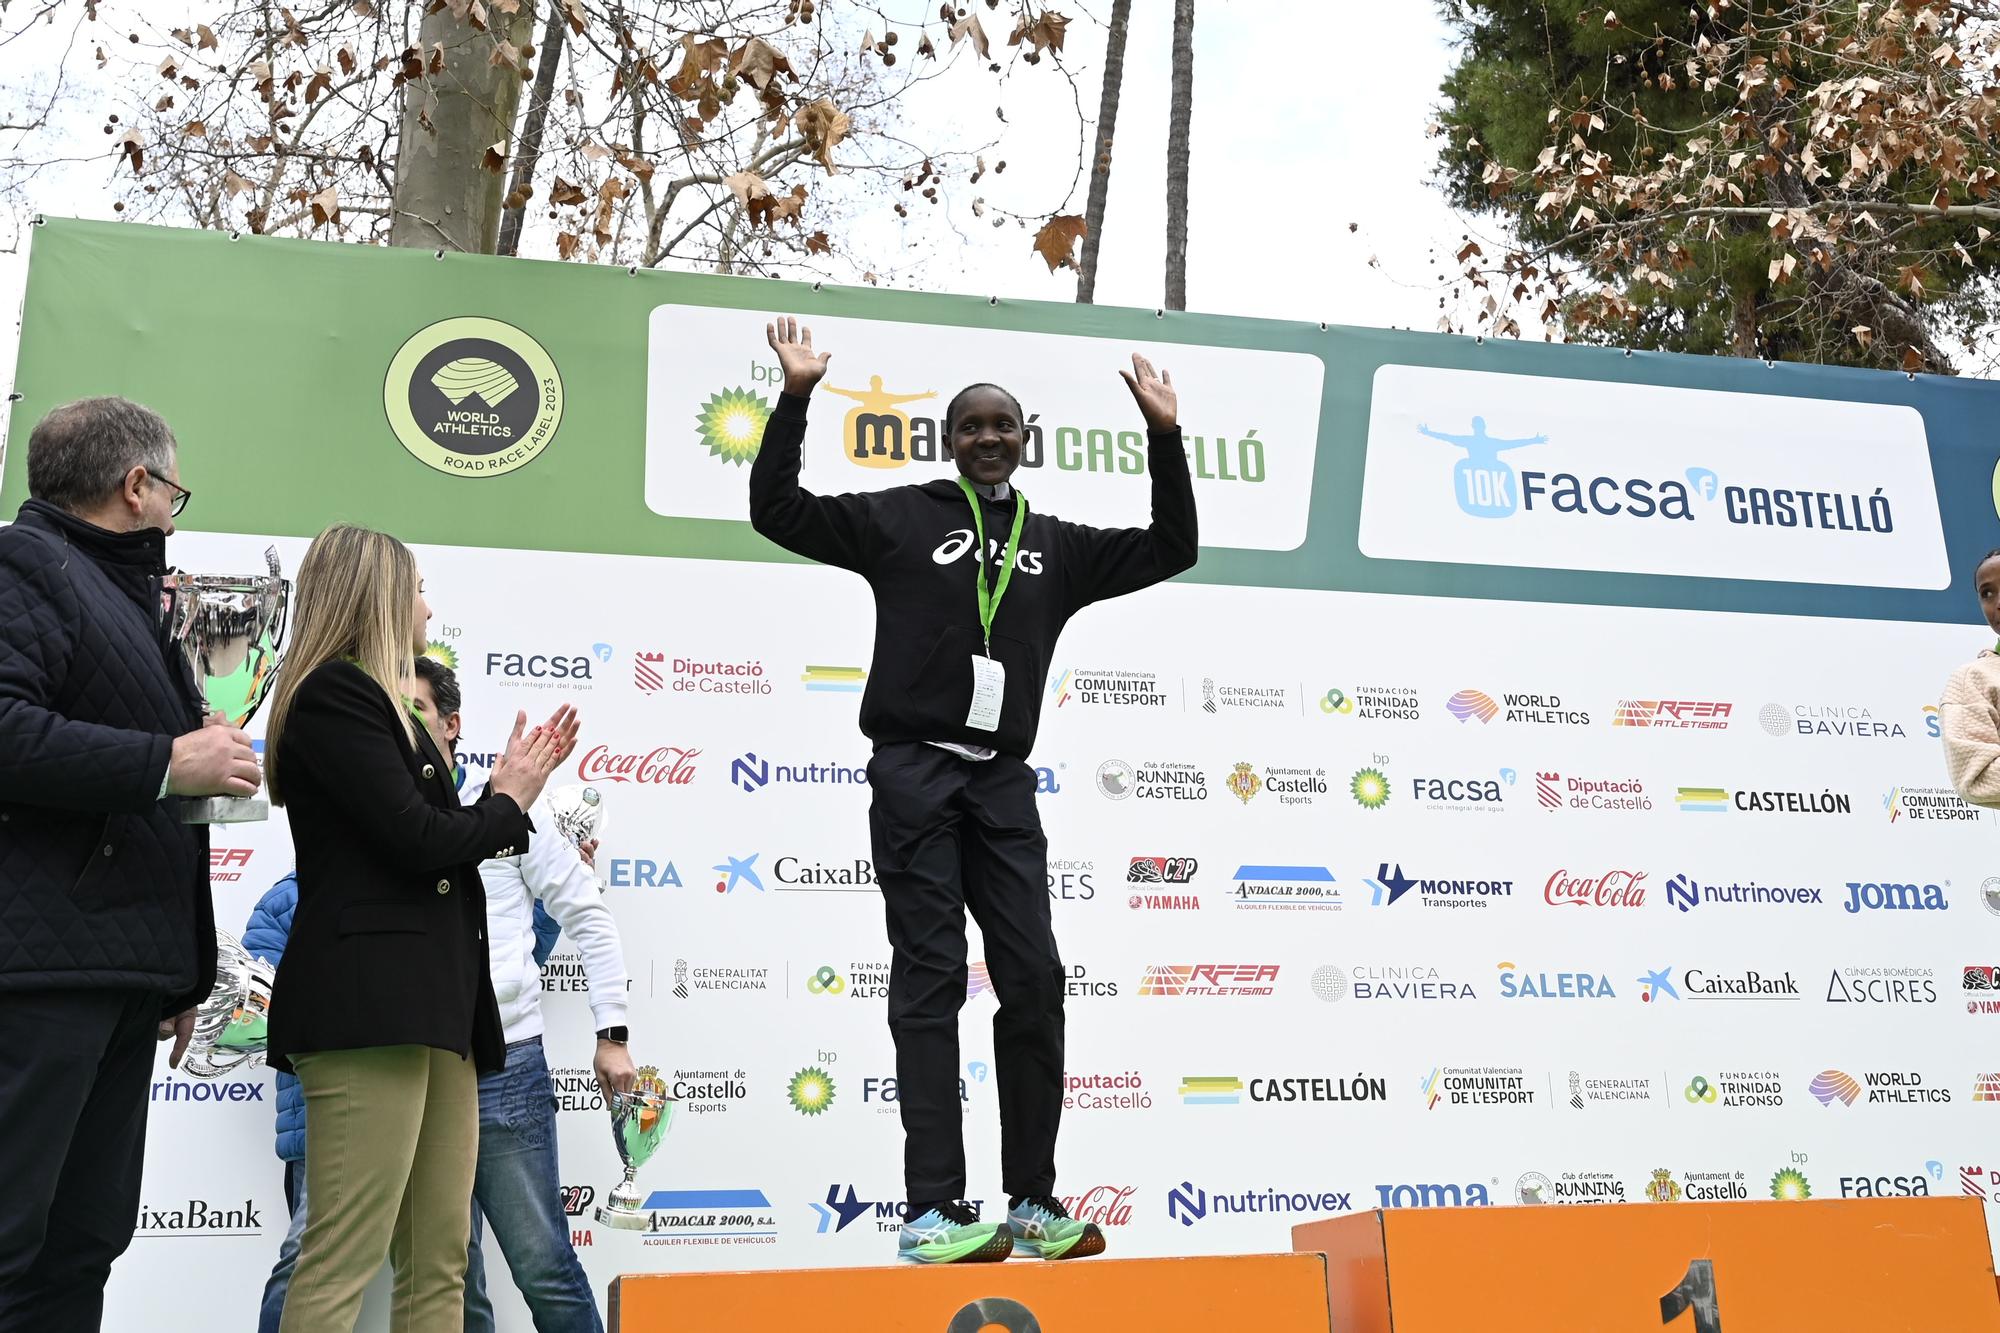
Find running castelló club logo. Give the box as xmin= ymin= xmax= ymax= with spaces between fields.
xmin=826 ymin=376 xmax=939 ymax=469
xmin=384 ymin=317 xmax=564 ymax=477
xmin=695 ymin=387 xmax=772 ymax=466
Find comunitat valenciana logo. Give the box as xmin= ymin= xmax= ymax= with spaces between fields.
xmin=385 ymin=317 xmax=564 ymax=477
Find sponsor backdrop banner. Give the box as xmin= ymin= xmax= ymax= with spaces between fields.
xmin=9 ymin=219 xmax=2000 ymax=1330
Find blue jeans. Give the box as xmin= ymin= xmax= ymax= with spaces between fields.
xmin=257 ymin=1161 xmax=307 ymax=1333
xmin=462 ymin=1037 xmax=602 ymax=1333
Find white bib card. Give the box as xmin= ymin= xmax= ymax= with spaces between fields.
xmin=967 ymin=655 xmax=1005 ymax=731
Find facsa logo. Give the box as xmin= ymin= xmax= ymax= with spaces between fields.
xmin=485 ymin=646 xmax=608 ymax=680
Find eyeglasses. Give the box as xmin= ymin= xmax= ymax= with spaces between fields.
xmin=146 ymin=469 xmax=191 ymax=518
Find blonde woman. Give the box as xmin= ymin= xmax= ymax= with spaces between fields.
xmin=262 ymin=524 xmax=577 ymax=1333
xmin=1941 ymin=547 xmax=2000 ymax=807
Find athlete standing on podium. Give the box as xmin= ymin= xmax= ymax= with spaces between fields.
xmin=750 ymin=316 xmax=1198 ymax=1264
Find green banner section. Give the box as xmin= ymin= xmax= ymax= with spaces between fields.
xmin=8 ymin=218 xmax=1999 ymax=624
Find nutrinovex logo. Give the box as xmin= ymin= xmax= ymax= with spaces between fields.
xmin=385 ymin=317 xmax=564 ymax=477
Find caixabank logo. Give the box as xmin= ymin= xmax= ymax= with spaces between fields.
xmin=384 ymin=317 xmax=564 ymax=477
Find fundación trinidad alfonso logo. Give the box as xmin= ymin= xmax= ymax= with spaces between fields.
xmin=695 ymin=387 xmax=772 ymax=466
xmin=384 ymin=317 xmax=564 ymax=478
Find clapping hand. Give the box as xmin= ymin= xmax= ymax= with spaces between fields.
xmin=489 ymin=705 xmax=577 ymax=811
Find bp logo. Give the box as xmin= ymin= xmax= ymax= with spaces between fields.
xmin=696 ymin=387 xmax=772 ymax=466
xmin=422 ymin=641 xmax=459 ymax=670
xmin=384 ymin=317 xmax=563 ymax=477
xmin=1351 ymin=766 xmax=1390 ymax=810
xmin=788 ymin=1066 xmax=835 ymax=1116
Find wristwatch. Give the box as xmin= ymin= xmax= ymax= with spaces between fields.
xmin=596 ymin=1026 xmax=629 ymax=1044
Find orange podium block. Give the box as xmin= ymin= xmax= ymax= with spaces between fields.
xmin=610 ymin=1253 xmax=1331 ymax=1332
xmin=1293 ymin=1197 xmax=2000 ymax=1332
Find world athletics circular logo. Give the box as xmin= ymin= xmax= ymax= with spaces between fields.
xmin=384 ymin=317 xmax=564 ymax=478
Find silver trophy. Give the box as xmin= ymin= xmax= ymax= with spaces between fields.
xmin=180 ymin=927 xmax=276 ymax=1079
xmin=595 ymin=1068 xmax=675 ymax=1229
xmin=158 ymin=547 xmax=290 ymax=823
xmin=545 ymin=784 xmax=608 ymax=885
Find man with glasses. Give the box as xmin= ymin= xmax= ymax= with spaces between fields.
xmin=0 ymin=396 xmax=259 ymax=1330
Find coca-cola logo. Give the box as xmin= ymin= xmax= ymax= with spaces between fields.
xmin=1545 ymin=868 xmax=1648 ymax=908
xmin=1057 ymin=1184 xmax=1135 ymax=1226
xmin=577 ymin=745 xmax=700 ymax=785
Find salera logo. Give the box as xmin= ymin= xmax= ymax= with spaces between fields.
xmin=384 ymin=317 xmax=564 ymax=477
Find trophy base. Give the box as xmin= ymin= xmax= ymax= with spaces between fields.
xmin=179 ymin=796 xmax=271 ymax=824
xmin=594 ymin=1205 xmax=652 ymax=1231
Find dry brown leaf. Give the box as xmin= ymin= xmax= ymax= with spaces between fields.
xmin=1008 ymin=10 xmax=1069 ymax=54
xmin=311 ymin=185 xmax=339 ymax=226
xmin=117 ymin=129 xmax=144 ymax=175
xmin=580 ymin=140 xmax=610 ymax=161
xmin=1032 ymin=214 xmax=1087 ymax=272
xmin=806 ymin=230 xmax=832 ymax=255
xmin=724 ymin=170 xmax=772 ymax=209
xmin=352 ymin=0 xmax=376 ymax=16
xmin=182 ymin=119 xmax=206 ymax=137
xmin=223 ymin=169 xmax=253 ymax=196
xmin=481 ymin=141 xmax=507 ymax=173
xmin=559 ymin=0 xmax=585 ymax=34
xmin=305 ymin=68 xmax=332 ymax=104
xmin=793 ymin=96 xmax=850 ymax=174
xmin=592 ymin=176 xmax=628 ymax=244
xmin=1902 ymin=345 xmax=1925 ymax=372
xmin=557 ymin=230 xmax=582 ymax=259
xmin=550 ymin=177 xmax=587 ymax=206
xmin=731 ymin=36 xmax=793 ymax=91
xmin=917 ymin=33 xmax=936 ymax=59
xmin=949 ymin=13 xmax=991 ymax=60
xmin=666 ymin=34 xmax=728 ymax=100
xmin=197 ymin=22 xmax=218 ymax=49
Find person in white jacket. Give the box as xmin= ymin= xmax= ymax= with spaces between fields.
xmin=410 ymin=655 xmax=635 ymax=1333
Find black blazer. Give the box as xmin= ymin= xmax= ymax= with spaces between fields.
xmin=266 ymin=659 xmax=531 ymax=1074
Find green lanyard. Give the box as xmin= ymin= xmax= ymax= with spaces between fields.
xmin=955 ymin=476 xmax=1028 ymax=657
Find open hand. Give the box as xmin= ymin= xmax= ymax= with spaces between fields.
xmin=538 ymin=706 xmax=581 ymax=766
xmin=1118 ymin=352 xmax=1177 ymax=430
xmin=490 ymin=708 xmax=570 ymax=811
xmin=767 ymin=316 xmax=831 ymax=396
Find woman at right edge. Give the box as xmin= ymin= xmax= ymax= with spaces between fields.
xmin=749 ymin=316 xmax=1198 ymax=1264
xmin=1940 ymin=547 xmax=2000 ymax=807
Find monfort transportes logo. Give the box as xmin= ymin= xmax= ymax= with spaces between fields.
xmin=384 ymin=317 xmax=564 ymax=477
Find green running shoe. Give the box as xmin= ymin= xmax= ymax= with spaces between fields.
xmin=1007 ymin=1195 xmax=1106 ymax=1261
xmin=896 ymin=1201 xmax=1012 ymax=1265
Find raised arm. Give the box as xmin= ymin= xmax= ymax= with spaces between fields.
xmin=1064 ymin=353 xmax=1200 ymax=610
xmin=747 ymin=316 xmax=880 ymax=573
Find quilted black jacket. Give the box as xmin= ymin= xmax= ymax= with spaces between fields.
xmin=0 ymin=500 xmax=214 ymax=1010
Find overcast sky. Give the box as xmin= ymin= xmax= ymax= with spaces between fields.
xmin=0 ymin=3 xmax=1482 ymax=439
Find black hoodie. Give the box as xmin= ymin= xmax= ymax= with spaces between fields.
xmin=749 ymin=392 xmax=1198 ymax=759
